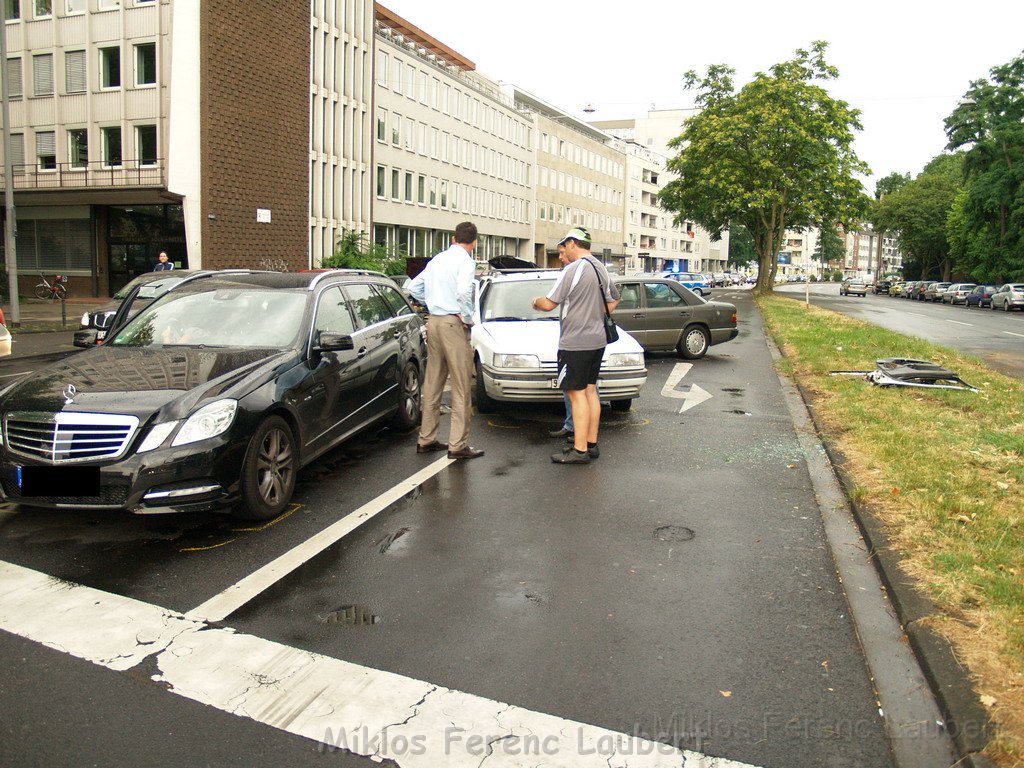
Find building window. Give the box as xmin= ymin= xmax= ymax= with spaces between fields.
xmin=33 ymin=0 xmax=50 ymax=18
xmin=390 ymin=58 xmax=402 ymax=92
xmin=429 ymin=177 xmax=436 ymax=206
xmin=64 ymin=50 xmax=86 ymax=93
xmin=35 ymin=130 xmax=55 ymax=170
xmin=68 ymin=128 xmax=87 ymax=168
xmin=391 ymin=169 xmax=399 ymax=201
xmin=136 ymin=124 xmax=156 ymax=165
xmin=102 ymin=126 xmax=122 ymax=167
xmin=417 ymin=174 xmax=425 ymax=204
xmin=100 ymin=46 xmax=120 ymax=89
xmin=65 ymin=0 xmax=84 ymax=12
xmin=32 ymin=53 xmax=53 ymax=96
xmin=134 ymin=42 xmax=155 ymax=86
xmin=404 ymin=172 xmax=412 ymax=202
xmin=97 ymin=0 xmax=119 ymax=8
xmin=391 ymin=113 xmax=400 ymax=146
xmin=375 ymin=165 xmax=385 ymax=197
xmin=439 ymin=180 xmax=448 ymax=209
xmin=4 ymin=0 xmax=20 ymax=20
xmin=375 ymin=50 xmax=387 ymax=86
xmin=375 ymin=108 xmax=385 ymax=142
xmin=5 ymin=57 xmax=21 ymax=98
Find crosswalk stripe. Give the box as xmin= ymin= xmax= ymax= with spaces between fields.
xmin=0 ymin=559 xmax=761 ymax=767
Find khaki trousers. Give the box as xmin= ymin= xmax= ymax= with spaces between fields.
xmin=419 ymin=315 xmax=473 ymax=452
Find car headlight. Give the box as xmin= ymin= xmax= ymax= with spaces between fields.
xmin=493 ymin=353 xmax=540 ymax=368
xmin=137 ymin=421 xmax=180 ymax=453
xmin=171 ymin=399 xmax=238 ymax=447
xmin=80 ymin=312 xmax=91 ymax=327
xmin=605 ymin=352 xmax=644 ymax=367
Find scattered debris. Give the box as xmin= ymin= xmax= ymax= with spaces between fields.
xmin=830 ymin=358 xmax=979 ymax=392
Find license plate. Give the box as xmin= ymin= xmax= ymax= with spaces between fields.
xmin=17 ymin=466 xmax=101 ymax=497
xmin=550 ymin=379 xmax=559 ymax=389
xmin=96 ymin=330 xmax=107 ymax=340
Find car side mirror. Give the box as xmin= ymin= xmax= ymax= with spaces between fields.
xmin=314 ymin=331 xmax=355 ymax=352
xmin=73 ymin=329 xmax=98 ymax=348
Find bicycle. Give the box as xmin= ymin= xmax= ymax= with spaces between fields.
xmin=34 ymin=273 xmax=69 ymax=302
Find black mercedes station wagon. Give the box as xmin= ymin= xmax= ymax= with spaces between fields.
xmin=0 ymin=270 xmax=426 ymax=520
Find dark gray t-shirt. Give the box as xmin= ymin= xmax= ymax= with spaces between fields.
xmin=545 ymin=254 xmax=620 ymax=351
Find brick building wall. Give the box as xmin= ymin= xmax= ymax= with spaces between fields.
xmin=200 ymin=2 xmax=309 ymax=269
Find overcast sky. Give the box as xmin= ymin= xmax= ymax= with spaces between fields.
xmin=380 ymin=1 xmax=1023 ymax=192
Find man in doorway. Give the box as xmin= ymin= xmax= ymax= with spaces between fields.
xmin=532 ymin=228 xmax=619 ymax=464
xmin=153 ymin=252 xmax=174 ymax=271
xmin=408 ymin=221 xmax=484 ymax=461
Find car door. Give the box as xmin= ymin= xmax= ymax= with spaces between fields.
xmin=642 ymin=281 xmax=693 ymax=349
xmin=610 ymin=282 xmax=645 ymax=345
xmin=300 ymin=285 xmax=365 ymax=456
xmin=341 ymin=282 xmax=403 ymax=423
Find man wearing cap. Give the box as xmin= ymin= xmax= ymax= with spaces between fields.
xmin=408 ymin=221 xmax=485 ymax=460
xmin=531 ymin=228 xmax=619 ymax=464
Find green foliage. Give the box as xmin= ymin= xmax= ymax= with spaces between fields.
xmin=872 ymin=153 xmax=965 ymax=280
xmin=323 ymin=230 xmax=408 ymax=276
xmin=944 ymin=50 xmax=1024 ymax=282
xmin=874 ymin=171 xmax=911 ymax=200
xmin=727 ymin=224 xmax=757 ymax=267
xmin=812 ymin=224 xmax=846 ymax=264
xmin=659 ymin=41 xmax=870 ymax=295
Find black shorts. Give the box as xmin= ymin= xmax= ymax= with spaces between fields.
xmin=556 ymin=348 xmax=604 ymax=391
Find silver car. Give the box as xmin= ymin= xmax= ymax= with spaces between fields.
xmin=941 ymin=283 xmax=977 ymax=304
xmin=991 ymin=283 xmax=1024 ymax=311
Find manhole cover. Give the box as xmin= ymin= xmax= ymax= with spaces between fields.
xmin=317 ymin=604 xmax=380 ymax=626
xmin=654 ymin=525 xmax=695 ymax=542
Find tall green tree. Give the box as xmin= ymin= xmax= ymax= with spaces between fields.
xmin=874 ymin=172 xmax=910 ymax=201
xmin=659 ymin=42 xmax=870 ymax=294
xmin=873 ymin=154 xmax=964 ymax=280
xmin=727 ymin=223 xmax=757 ymax=268
xmin=944 ymin=51 xmax=1024 ymax=282
xmin=812 ymin=224 xmax=846 ymax=270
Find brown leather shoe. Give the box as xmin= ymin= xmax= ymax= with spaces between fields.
xmin=416 ymin=441 xmax=447 ymax=454
xmin=447 ymin=446 xmax=484 ymax=460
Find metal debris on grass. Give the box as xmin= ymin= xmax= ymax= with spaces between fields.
xmin=829 ymin=358 xmax=979 ymax=392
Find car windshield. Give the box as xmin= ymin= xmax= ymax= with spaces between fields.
xmin=112 ymin=274 xmax=187 ymax=300
xmin=109 ymin=288 xmax=308 ymax=348
xmin=480 ymin=279 xmax=559 ymax=321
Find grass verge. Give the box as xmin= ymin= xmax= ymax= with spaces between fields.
xmin=758 ymin=294 xmax=1023 ymax=767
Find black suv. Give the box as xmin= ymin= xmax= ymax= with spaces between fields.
xmin=0 ymin=270 xmax=426 ymax=519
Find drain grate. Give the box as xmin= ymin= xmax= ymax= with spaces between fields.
xmin=317 ymin=604 xmax=380 ymax=625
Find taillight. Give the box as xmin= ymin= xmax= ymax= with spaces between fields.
xmin=731 ymin=311 xmax=737 ymax=324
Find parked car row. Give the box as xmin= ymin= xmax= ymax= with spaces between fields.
xmin=887 ymin=280 xmax=1024 ymax=310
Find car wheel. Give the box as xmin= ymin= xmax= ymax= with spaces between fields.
xmin=678 ymin=325 xmax=710 ymax=360
xmin=236 ymin=415 xmax=297 ymax=521
xmin=1005 ymin=300 xmax=1010 ymax=312
xmin=610 ymin=399 xmax=632 ymax=412
xmin=389 ymin=361 xmax=422 ymax=431
xmin=474 ymin=359 xmax=498 ymax=414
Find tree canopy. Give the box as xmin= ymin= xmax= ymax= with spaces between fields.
xmin=727 ymin=224 xmax=757 ymax=268
xmin=812 ymin=224 xmax=846 ymax=267
xmin=944 ymin=50 xmax=1024 ymax=282
xmin=659 ymin=41 xmax=870 ymax=294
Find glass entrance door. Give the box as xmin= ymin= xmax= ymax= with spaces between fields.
xmin=108 ymin=244 xmax=149 ymax=295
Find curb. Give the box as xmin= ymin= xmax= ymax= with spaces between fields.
xmin=788 ymin=375 xmax=997 ymax=768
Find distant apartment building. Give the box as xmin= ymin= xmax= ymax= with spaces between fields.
xmin=1 ymin=0 xmax=314 ymax=297
xmin=593 ymin=109 xmax=728 ymax=273
xmin=841 ymin=225 xmax=902 ymax=280
xmin=370 ymin=5 xmax=532 ymax=267
xmin=512 ymin=88 xmax=624 ymax=270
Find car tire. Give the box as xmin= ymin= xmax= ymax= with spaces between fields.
xmin=678 ymin=325 xmax=710 ymax=360
xmin=610 ymin=399 xmax=632 ymax=412
xmin=389 ymin=360 xmax=422 ymax=431
xmin=1005 ymin=300 xmax=1010 ymax=312
xmin=236 ymin=415 xmax=297 ymax=521
xmin=474 ymin=359 xmax=498 ymax=414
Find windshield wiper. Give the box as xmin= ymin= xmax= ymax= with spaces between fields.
xmin=484 ymin=316 xmax=528 ymax=322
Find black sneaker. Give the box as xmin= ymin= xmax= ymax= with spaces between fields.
xmin=587 ymin=442 xmax=599 ymax=459
xmin=552 ymin=448 xmax=591 ymax=464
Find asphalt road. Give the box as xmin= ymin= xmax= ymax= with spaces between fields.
xmin=0 ymin=290 xmax=954 ymax=767
xmin=776 ymin=282 xmax=1024 ymax=380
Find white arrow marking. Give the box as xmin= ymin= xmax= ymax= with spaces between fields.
xmin=660 ymin=362 xmax=714 ymax=413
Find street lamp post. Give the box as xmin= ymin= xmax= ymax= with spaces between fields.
xmin=1 ymin=3 xmax=21 ymax=326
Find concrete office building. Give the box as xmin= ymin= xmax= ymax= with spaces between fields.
xmin=513 ymin=88 xmax=624 ymax=270
xmin=594 ymin=109 xmax=728 ymax=273
xmin=0 ymin=0 xmax=380 ymax=296
xmin=371 ymin=5 xmax=532 ymax=266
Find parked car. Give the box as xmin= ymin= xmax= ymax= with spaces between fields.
xmin=471 ymin=270 xmax=647 ymax=413
xmin=901 ymin=281 xmax=918 ymax=299
xmin=0 ymin=270 xmax=426 ymax=519
xmin=0 ymin=307 xmax=10 ymax=357
xmin=840 ymin=278 xmax=867 ymax=296
xmin=889 ymin=283 xmax=905 ymax=297
xmin=872 ymin=278 xmax=893 ymax=295
xmin=611 ymin=276 xmax=738 ymax=359
xmin=924 ymin=282 xmax=952 ymax=302
xmin=941 ymin=283 xmax=977 ymax=305
xmin=964 ymin=285 xmax=998 ymax=309
xmin=915 ymin=281 xmax=936 ymax=300
xmin=673 ymin=272 xmax=712 ymax=296
xmin=991 ymin=283 xmax=1024 ymax=311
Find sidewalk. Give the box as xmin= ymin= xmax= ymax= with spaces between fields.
xmin=2 ymin=297 xmax=110 ymax=360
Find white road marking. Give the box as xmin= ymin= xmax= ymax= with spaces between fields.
xmin=905 ymin=312 xmax=929 ymax=318
xmin=0 ymin=372 xmax=31 ymax=379
xmin=188 ymin=455 xmax=455 ymax=622
xmin=1004 ymin=331 xmax=1024 ymax=339
xmin=660 ymin=361 xmax=714 ymax=413
xmin=945 ymin=319 xmax=972 ymax=326
xmin=0 ymin=560 xmax=761 ymax=768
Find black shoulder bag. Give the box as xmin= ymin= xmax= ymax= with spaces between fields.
xmin=587 ymin=258 xmax=619 ymax=344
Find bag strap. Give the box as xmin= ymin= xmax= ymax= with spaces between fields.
xmin=585 ymin=257 xmax=613 ymax=320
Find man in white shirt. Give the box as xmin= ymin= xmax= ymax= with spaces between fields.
xmin=408 ymin=221 xmax=484 ymax=460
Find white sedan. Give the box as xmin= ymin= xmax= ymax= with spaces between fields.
xmin=470 ymin=270 xmax=648 ymax=413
